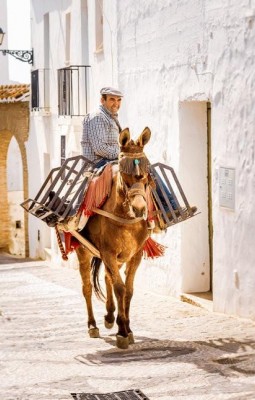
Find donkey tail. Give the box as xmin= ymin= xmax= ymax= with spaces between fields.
xmin=91 ymin=257 xmax=105 ymax=301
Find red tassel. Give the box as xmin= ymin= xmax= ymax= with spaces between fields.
xmin=64 ymin=232 xmax=80 ymax=255
xmin=143 ymin=237 xmax=166 ymax=259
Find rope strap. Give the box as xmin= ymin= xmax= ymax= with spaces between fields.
xmin=92 ymin=207 xmax=145 ymax=224
xmin=55 ymin=226 xmax=68 ymax=261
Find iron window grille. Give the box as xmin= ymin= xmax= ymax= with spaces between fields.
xmin=58 ymin=65 xmax=90 ymax=117
xmin=31 ymin=69 xmax=50 ymax=112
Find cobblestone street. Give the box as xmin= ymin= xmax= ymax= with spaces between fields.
xmin=1 ymin=256 xmax=255 ymax=400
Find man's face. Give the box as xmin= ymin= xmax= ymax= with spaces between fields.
xmin=101 ymin=95 xmax=122 ymax=114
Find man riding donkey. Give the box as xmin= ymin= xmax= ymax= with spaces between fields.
xmin=24 ymin=87 xmax=197 ymax=348
xmin=78 ymin=86 xmax=197 ymax=235
xmin=39 ymin=86 xmax=197 ymax=256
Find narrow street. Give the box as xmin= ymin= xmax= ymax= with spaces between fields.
xmin=1 ymin=255 xmax=255 ymax=400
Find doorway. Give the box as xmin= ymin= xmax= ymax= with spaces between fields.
xmin=179 ymin=101 xmax=213 ymax=300
xmin=0 ymin=101 xmax=30 ymax=258
xmin=7 ymin=136 xmax=26 ymax=257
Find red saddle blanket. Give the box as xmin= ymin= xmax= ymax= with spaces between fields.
xmin=80 ymin=163 xmax=113 ymax=216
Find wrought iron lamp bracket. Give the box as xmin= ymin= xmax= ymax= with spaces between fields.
xmin=0 ymin=49 xmax=33 ymax=64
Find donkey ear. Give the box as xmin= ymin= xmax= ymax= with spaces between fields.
xmin=136 ymin=127 xmax=151 ymax=147
xmin=119 ymin=128 xmax=130 ymax=147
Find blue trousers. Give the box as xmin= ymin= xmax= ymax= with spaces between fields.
xmin=94 ymin=158 xmax=111 ymax=169
xmin=154 ymin=174 xmax=177 ymax=212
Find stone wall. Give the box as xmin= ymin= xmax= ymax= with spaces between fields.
xmin=0 ymin=102 xmax=30 ymax=256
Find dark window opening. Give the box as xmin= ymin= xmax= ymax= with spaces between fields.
xmin=31 ymin=69 xmax=50 ymax=112
xmin=15 ymin=220 xmax=22 ymax=229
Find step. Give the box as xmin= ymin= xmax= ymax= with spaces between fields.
xmin=44 ymin=247 xmax=52 ymax=263
xmin=180 ymin=291 xmax=213 ymax=312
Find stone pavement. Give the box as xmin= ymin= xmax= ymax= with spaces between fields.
xmin=0 ymin=255 xmax=255 ymax=400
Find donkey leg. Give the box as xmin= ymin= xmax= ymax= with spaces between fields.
xmin=104 ymin=263 xmax=129 ymax=349
xmin=76 ymin=247 xmax=100 ymax=338
xmin=104 ymin=271 xmax=116 ymax=329
xmin=125 ymin=250 xmax=143 ymax=344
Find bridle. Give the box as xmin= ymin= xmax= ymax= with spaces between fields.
xmin=93 ymin=150 xmax=150 ymax=224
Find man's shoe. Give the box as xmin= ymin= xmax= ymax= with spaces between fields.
xmin=190 ymin=205 xmax=197 ymax=214
xmin=167 ymin=206 xmax=197 ymax=220
xmin=176 ymin=205 xmax=197 ymax=217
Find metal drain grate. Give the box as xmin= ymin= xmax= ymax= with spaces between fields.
xmin=70 ymin=389 xmax=150 ymax=399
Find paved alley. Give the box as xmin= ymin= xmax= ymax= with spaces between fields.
xmin=0 ymin=257 xmax=255 ymax=400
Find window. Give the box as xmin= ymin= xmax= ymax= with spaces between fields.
xmin=58 ymin=65 xmax=91 ymax=116
xmin=31 ymin=69 xmax=50 ymax=112
xmin=81 ymin=0 xmax=89 ymax=64
xmin=95 ymin=0 xmax=103 ymax=53
xmin=65 ymin=12 xmax=71 ymax=64
xmin=44 ymin=13 xmax=50 ymax=68
xmin=31 ymin=70 xmax=39 ymax=110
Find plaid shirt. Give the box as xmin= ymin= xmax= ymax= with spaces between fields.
xmin=81 ymin=105 xmax=121 ymax=164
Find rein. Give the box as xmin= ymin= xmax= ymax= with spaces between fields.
xmin=126 ymin=186 xmax=146 ymax=200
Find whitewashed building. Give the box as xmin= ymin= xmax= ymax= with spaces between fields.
xmin=14 ymin=0 xmax=255 ymax=320
xmin=115 ymin=0 xmax=255 ymax=321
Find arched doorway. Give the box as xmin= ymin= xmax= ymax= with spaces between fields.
xmin=0 ymin=100 xmax=30 ymax=257
xmin=7 ymin=136 xmax=26 ymax=256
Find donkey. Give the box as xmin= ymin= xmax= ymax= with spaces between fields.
xmin=76 ymin=127 xmax=151 ymax=349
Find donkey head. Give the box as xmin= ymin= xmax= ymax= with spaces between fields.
xmin=118 ymin=127 xmax=151 ymax=218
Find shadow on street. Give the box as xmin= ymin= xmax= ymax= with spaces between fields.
xmin=0 ymin=252 xmax=37 ymax=265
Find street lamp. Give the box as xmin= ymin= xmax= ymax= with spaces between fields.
xmin=0 ymin=26 xmax=33 ymax=65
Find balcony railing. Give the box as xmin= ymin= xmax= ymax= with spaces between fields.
xmin=58 ymin=65 xmax=90 ymax=117
xmin=31 ymin=69 xmax=50 ymax=113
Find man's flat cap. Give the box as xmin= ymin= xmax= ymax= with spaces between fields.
xmin=100 ymin=87 xmax=124 ymax=97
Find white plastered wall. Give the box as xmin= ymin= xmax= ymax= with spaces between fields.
xmin=115 ymin=0 xmax=255 ymax=319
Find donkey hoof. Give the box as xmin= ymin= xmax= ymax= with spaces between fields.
xmin=104 ymin=318 xmax=114 ymax=329
xmin=128 ymin=332 xmax=135 ymax=344
xmin=116 ymin=335 xmax=129 ymax=349
xmin=88 ymin=327 xmax=100 ymax=338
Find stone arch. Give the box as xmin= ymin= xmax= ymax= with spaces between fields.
xmin=0 ymin=102 xmax=30 ymax=257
